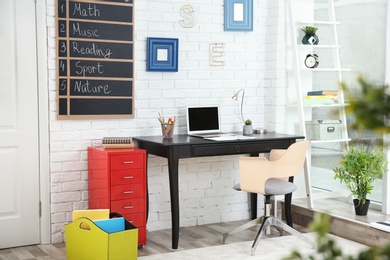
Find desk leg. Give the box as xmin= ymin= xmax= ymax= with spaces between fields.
xmin=250 ymin=193 xmax=257 ymax=219
xmin=249 ymin=153 xmax=258 ymax=219
xmin=285 ymin=176 xmax=294 ymax=227
xmin=285 ymin=193 xmax=293 ymax=227
xmin=167 ymin=147 xmax=180 ymax=249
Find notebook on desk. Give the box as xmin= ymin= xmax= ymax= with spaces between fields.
xmin=186 ymin=105 xmax=226 ymax=138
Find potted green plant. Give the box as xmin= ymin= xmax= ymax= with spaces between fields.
xmin=301 ymin=26 xmax=319 ymax=45
xmin=243 ymin=119 xmax=253 ymax=135
xmin=333 ymin=145 xmax=386 ymax=215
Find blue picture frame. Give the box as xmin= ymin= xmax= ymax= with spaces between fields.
xmin=146 ymin=37 xmax=179 ymax=72
xmin=224 ymin=0 xmax=253 ymax=31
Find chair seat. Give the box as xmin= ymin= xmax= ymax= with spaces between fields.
xmin=233 ymin=178 xmax=297 ymax=195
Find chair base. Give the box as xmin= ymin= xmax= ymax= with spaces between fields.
xmin=222 ymin=218 xmax=261 ymax=244
xmin=251 ymin=216 xmax=315 ymax=256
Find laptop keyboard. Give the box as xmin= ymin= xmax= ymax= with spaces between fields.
xmin=192 ymin=132 xmax=225 ymax=138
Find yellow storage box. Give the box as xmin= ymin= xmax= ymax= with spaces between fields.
xmin=65 ymin=217 xmax=138 ymax=260
xmin=72 ymin=209 xmax=109 ymax=221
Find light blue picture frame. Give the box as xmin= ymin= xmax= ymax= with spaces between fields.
xmin=146 ymin=37 xmax=179 ymax=72
xmin=224 ymin=0 xmax=253 ymax=31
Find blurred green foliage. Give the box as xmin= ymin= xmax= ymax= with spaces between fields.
xmin=342 ymin=76 xmax=390 ymax=134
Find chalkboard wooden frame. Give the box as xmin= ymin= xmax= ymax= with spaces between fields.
xmin=146 ymin=37 xmax=179 ymax=72
xmin=56 ymin=0 xmax=135 ymax=120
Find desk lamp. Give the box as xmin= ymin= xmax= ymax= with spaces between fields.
xmin=232 ymin=89 xmax=245 ymax=124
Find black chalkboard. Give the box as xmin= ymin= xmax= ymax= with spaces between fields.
xmin=59 ymin=98 xmax=67 ymax=115
xmin=59 ymin=79 xmax=67 ymax=96
xmin=68 ymin=2 xmax=133 ymax=23
xmin=69 ymin=60 xmax=133 ymax=78
xmin=70 ymin=99 xmax=133 ymax=115
xmin=58 ymin=60 xmax=67 ymax=76
xmin=68 ymin=21 xmax=133 ymax=41
xmin=70 ymin=80 xmax=133 ymax=96
xmin=97 ymin=0 xmax=133 ymax=3
xmin=56 ymin=0 xmax=134 ymax=119
xmin=58 ymin=98 xmax=133 ymax=115
xmin=66 ymin=41 xmax=133 ymax=59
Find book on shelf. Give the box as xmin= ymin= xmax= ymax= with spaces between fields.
xmin=303 ymin=95 xmax=338 ymax=105
xmin=307 ymin=90 xmax=338 ymax=96
xmin=305 ymin=95 xmax=338 ymax=100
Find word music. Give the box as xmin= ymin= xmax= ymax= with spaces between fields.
xmin=72 ymin=22 xmax=99 ymax=38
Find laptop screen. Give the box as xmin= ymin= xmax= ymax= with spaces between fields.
xmin=186 ymin=106 xmax=221 ymax=135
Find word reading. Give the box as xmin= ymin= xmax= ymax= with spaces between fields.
xmin=72 ymin=42 xmax=113 ymax=59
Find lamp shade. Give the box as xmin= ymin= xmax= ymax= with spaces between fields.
xmin=232 ymin=89 xmax=245 ymax=124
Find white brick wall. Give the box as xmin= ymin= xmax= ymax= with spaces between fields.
xmin=46 ymin=0 xmax=288 ymax=243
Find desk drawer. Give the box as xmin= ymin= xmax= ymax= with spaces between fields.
xmin=121 ymin=212 xmax=145 ymax=227
xmin=111 ymin=198 xmax=145 ymax=214
xmin=111 ymin=169 xmax=144 ymax=185
xmin=111 ymin=154 xmax=144 ymax=171
xmin=192 ymin=141 xmax=291 ymax=157
xmin=111 ymin=183 xmax=145 ymax=200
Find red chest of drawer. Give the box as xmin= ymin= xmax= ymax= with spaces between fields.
xmin=88 ymin=147 xmax=147 ymax=246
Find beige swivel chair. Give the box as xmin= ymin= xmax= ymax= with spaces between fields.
xmin=223 ymin=140 xmax=315 ymax=256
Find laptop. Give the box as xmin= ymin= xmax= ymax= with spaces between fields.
xmin=186 ymin=105 xmax=225 ymax=138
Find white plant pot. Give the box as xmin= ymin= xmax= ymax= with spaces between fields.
xmin=243 ymin=125 xmax=253 ymax=135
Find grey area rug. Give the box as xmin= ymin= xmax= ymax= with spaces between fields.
xmin=139 ymin=233 xmax=368 ymax=260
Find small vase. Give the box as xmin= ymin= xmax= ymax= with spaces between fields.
xmin=302 ymin=35 xmax=319 ymax=45
xmin=353 ymin=199 xmax=370 ymax=216
xmin=243 ymin=125 xmax=253 ymax=135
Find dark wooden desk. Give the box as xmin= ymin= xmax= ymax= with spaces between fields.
xmin=133 ymin=132 xmax=304 ymax=249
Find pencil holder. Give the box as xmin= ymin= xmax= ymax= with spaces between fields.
xmin=161 ymin=123 xmax=175 ymax=138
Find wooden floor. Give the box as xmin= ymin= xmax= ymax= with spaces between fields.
xmin=1 ymin=197 xmax=389 ymax=259
xmin=0 ymin=219 xmax=308 ymax=259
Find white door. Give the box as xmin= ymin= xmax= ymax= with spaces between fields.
xmin=0 ymin=0 xmax=40 ymax=248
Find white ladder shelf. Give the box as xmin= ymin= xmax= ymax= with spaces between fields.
xmin=287 ymin=0 xmax=351 ymax=209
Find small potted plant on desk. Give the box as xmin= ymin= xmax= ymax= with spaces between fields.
xmin=301 ymin=26 xmax=319 ymax=45
xmin=333 ymin=144 xmax=386 ymax=215
xmin=243 ymin=119 xmax=253 ymax=135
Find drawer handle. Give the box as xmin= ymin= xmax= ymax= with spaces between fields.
xmin=123 ymin=205 xmax=134 ymax=209
xmin=123 ymin=161 xmax=134 ymax=164
xmin=236 ymin=145 xmax=240 ymax=152
xmin=123 ymin=191 xmax=134 ymax=194
xmin=123 ymin=176 xmax=134 ymax=179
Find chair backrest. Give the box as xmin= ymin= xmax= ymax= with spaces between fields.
xmin=239 ymin=140 xmax=308 ymax=194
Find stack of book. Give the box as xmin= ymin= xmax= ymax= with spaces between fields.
xmin=303 ymin=90 xmax=338 ymax=105
xmin=102 ymin=137 xmax=134 ymax=148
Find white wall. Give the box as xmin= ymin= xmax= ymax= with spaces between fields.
xmin=46 ymin=0 xmax=288 ymax=243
